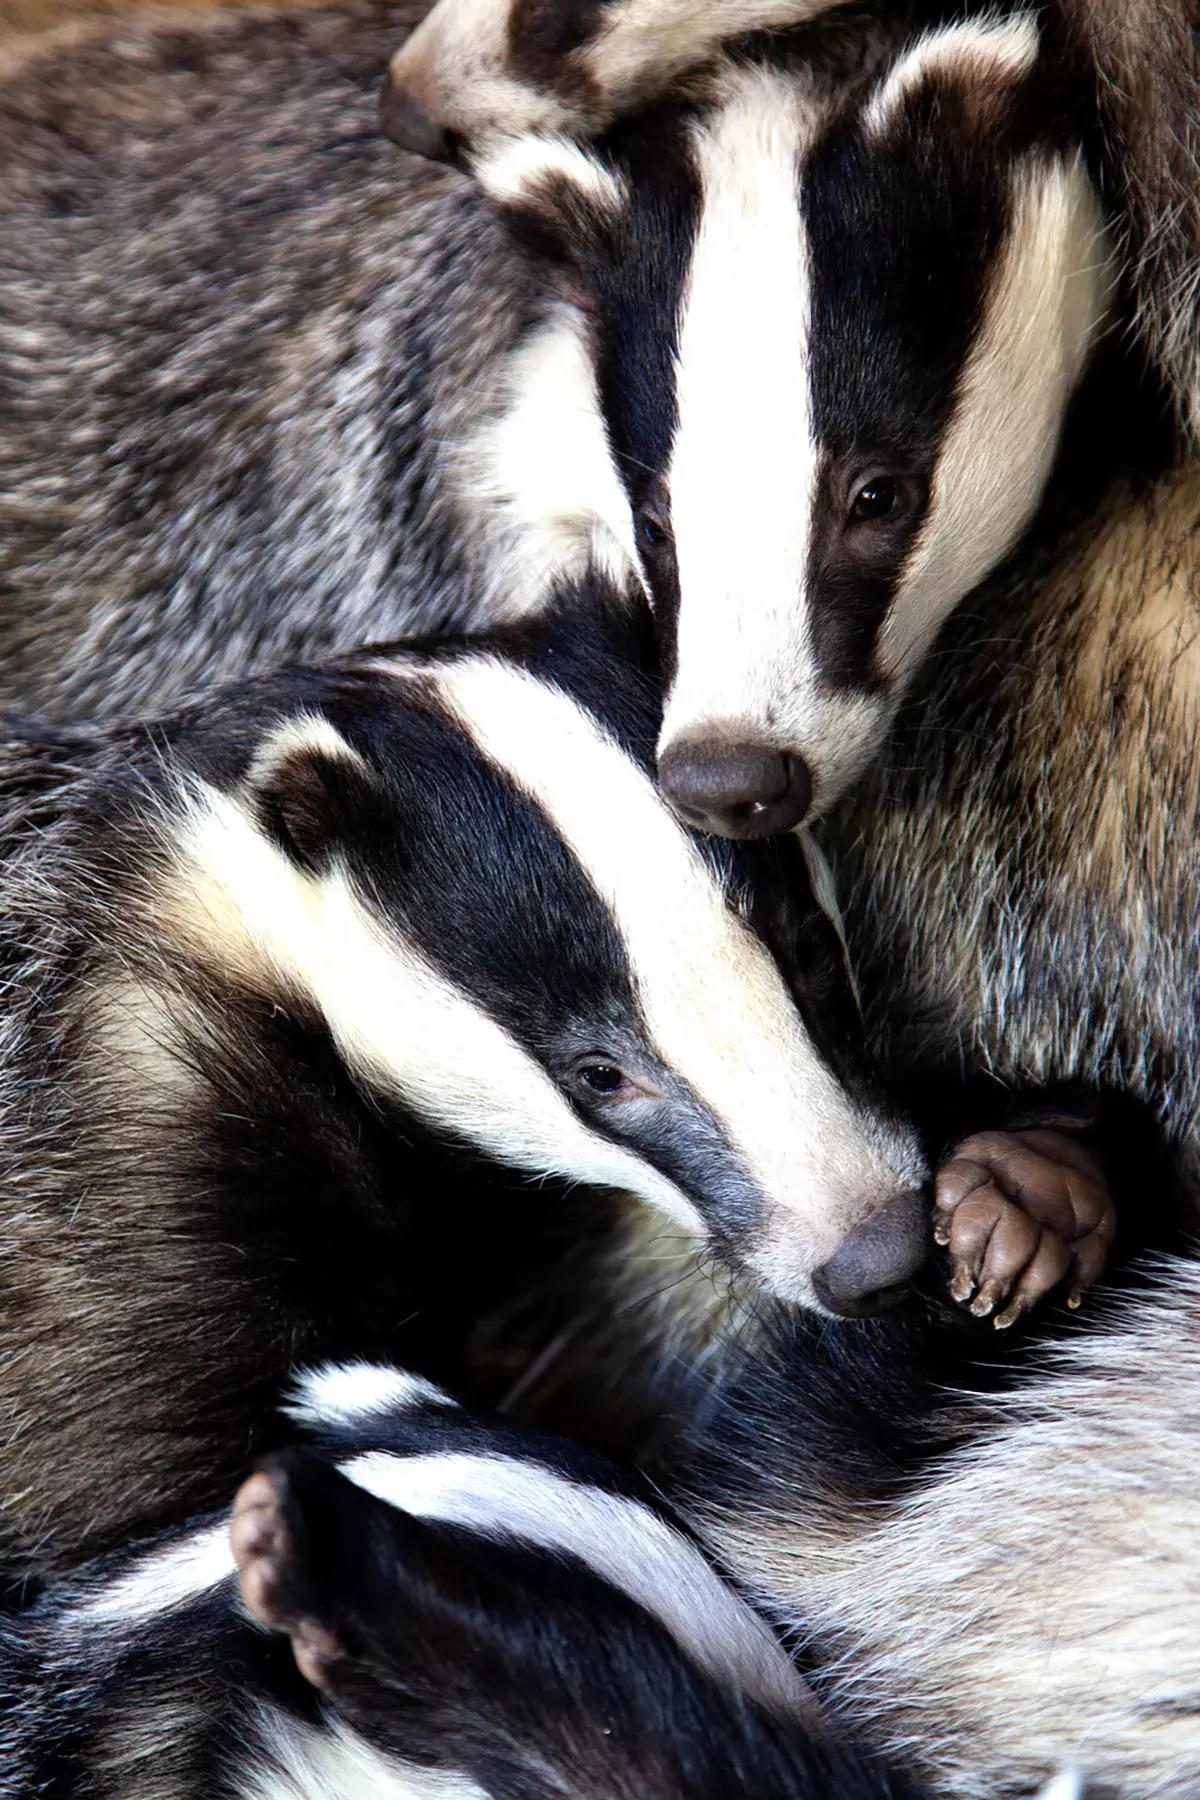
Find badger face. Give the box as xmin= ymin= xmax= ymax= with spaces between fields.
xmin=474 ymin=17 xmax=1112 ymax=833
xmin=166 ymin=641 xmax=925 ymax=1317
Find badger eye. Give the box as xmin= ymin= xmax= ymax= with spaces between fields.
xmin=636 ymin=509 xmax=669 ymax=558
xmin=850 ymin=476 xmax=899 ymax=523
xmin=573 ymin=1059 xmax=632 ymax=1098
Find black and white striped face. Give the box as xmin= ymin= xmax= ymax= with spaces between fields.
xmin=474 ymin=17 xmax=1112 ymax=832
xmin=163 ymin=625 xmax=925 ymax=1315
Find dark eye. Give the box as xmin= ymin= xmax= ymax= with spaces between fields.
xmin=573 ymin=1059 xmax=631 ymax=1098
xmin=636 ymin=509 xmax=669 ymax=559
xmin=850 ymin=476 xmax=899 ymax=523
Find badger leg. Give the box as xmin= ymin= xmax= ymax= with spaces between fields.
xmin=933 ymin=1128 xmax=1115 ymax=1327
xmin=231 ymin=1464 xmax=347 ymax=1690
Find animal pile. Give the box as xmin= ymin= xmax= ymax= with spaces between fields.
xmin=0 ymin=0 xmax=1198 ymax=1794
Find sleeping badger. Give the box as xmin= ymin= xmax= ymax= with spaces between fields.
xmin=0 ymin=576 xmax=1123 ymax=1593
xmin=0 ymin=1357 xmax=1088 ymax=1800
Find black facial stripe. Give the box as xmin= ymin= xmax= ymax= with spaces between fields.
xmin=569 ymin=108 xmax=699 ymax=681
xmin=323 ymin=679 xmax=644 ymax=1066
xmin=802 ymin=79 xmax=1013 ymax=689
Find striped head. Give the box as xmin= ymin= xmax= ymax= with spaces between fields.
xmin=161 ymin=598 xmax=926 ymax=1316
xmin=472 ymin=16 xmax=1113 ymax=832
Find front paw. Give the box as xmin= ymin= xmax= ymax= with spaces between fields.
xmin=933 ymin=1128 xmax=1115 ymax=1329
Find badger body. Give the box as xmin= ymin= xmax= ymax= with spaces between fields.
xmin=686 ymin=1251 xmax=1200 ymax=1797
xmin=0 ymin=1362 xmax=930 ymax=1800
xmin=0 ymin=0 xmax=641 ymax=718
xmin=0 ymin=585 xmax=929 ymax=1585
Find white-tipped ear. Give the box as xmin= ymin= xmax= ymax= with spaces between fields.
xmin=469 ymin=132 xmax=625 ymax=258
xmin=864 ymin=14 xmax=1040 ymax=138
xmin=246 ymin=715 xmax=371 ymax=874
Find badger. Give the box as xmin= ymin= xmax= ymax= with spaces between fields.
xmin=0 ymin=575 xmax=946 ymax=1586
xmin=386 ymin=0 xmax=1198 ymax=455
xmin=0 ymin=1 xmax=1112 ymax=777
xmin=0 ymin=1356 xmax=1093 ymax=1800
xmin=386 ymin=8 xmax=1122 ymax=831
xmin=680 ymin=1250 xmax=1200 ymax=1798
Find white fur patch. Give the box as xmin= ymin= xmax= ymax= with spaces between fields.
xmin=465 ymin=306 xmax=639 ymax=621
xmin=863 ymin=14 xmax=1040 ymax=138
xmin=472 ymin=131 xmax=625 ymax=217
xmin=661 ymin=66 xmax=824 ymax=788
xmin=346 ymin=1447 xmax=812 ymax=1719
xmin=425 ymin=655 xmax=925 ymax=1304
xmin=285 ymin=1363 xmax=455 ymax=1432
xmin=877 ymin=157 xmax=1113 ymax=685
xmin=241 ymin=1713 xmax=488 ymax=1800
xmin=69 ymin=1522 xmax=234 ymax=1628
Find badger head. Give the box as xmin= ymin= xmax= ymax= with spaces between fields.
xmin=164 ymin=602 xmax=926 ymax=1317
xmin=467 ymin=16 xmax=1114 ymax=833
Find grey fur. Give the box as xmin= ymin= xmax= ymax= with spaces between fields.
xmin=0 ymin=0 xmax=550 ymax=717
xmin=827 ymin=463 xmax=1200 ymax=1168
xmin=701 ymin=1255 xmax=1200 ymax=1797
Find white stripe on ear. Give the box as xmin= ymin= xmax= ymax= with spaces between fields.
xmin=242 ymin=1717 xmax=490 ymax=1800
xmin=345 ymin=1448 xmax=815 ymax=1720
xmin=471 ymin=132 xmax=625 ymax=216
xmin=863 ymin=14 xmax=1040 ymax=138
xmin=69 ymin=1522 xmax=235 ymax=1628
xmin=285 ymin=1363 xmax=456 ymax=1432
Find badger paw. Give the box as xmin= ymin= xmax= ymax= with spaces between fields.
xmin=933 ymin=1128 xmax=1115 ymax=1329
xmin=231 ymin=1466 xmax=344 ymax=1689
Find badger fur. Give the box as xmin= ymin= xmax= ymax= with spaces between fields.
xmin=431 ymin=11 xmax=1118 ymax=828
xmin=683 ymin=1253 xmax=1200 ymax=1797
xmin=0 ymin=0 xmax=641 ymax=717
xmin=0 ymin=1358 xmax=1094 ymax=1800
xmin=0 ymin=580 xmax=929 ymax=1584
xmin=388 ymin=0 xmax=1200 ymax=451
xmin=0 ymin=0 xmax=1115 ymax=799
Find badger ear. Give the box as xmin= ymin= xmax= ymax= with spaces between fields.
xmin=468 ymin=132 xmax=625 ymax=269
xmin=249 ymin=717 xmax=371 ymax=875
xmin=863 ymin=14 xmax=1041 ymax=140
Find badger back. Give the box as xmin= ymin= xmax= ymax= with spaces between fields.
xmin=471 ymin=17 xmax=1112 ymax=831
xmin=145 ymin=595 xmax=924 ymax=1313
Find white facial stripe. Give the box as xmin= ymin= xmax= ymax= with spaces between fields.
xmin=285 ymin=1362 xmax=456 ymax=1433
xmin=426 ymin=657 xmax=925 ymax=1295
xmin=662 ymin=67 xmax=821 ymax=758
xmin=346 ymin=1449 xmax=812 ymax=1718
xmin=878 ymin=156 xmax=1112 ymax=684
xmin=165 ymin=765 xmax=704 ymax=1236
xmin=465 ymin=305 xmax=639 ymax=623
xmin=863 ymin=14 xmax=1040 ymax=138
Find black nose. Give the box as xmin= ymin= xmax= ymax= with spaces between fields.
xmin=812 ymin=1191 xmax=929 ymax=1318
xmin=658 ymin=738 xmax=813 ymax=838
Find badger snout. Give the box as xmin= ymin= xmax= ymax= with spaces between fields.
xmin=658 ymin=735 xmax=813 ymax=838
xmin=811 ymin=1189 xmax=930 ymax=1318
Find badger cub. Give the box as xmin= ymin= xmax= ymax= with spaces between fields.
xmin=0 ymin=583 xmax=937 ymax=1584
xmin=0 ymin=1362 xmax=923 ymax=1800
